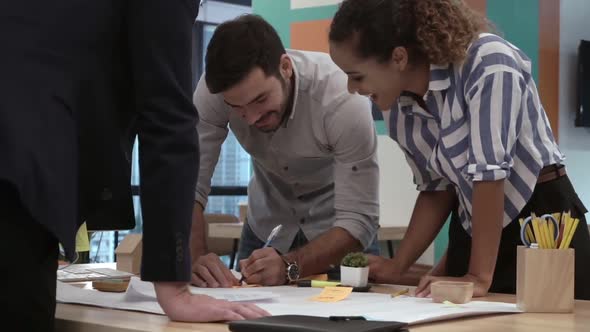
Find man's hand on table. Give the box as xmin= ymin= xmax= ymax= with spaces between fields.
xmin=191 ymin=253 xmax=240 ymax=288
xmin=154 ymin=281 xmax=270 ymax=322
xmin=240 ymin=247 xmax=287 ymax=286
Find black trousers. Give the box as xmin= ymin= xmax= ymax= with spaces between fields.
xmin=446 ymin=174 xmax=590 ymax=300
xmin=0 ymin=182 xmax=58 ymax=331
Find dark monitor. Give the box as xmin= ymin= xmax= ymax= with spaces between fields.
xmin=576 ymin=39 xmax=590 ymax=127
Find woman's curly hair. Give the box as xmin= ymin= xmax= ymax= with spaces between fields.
xmin=329 ymin=0 xmax=490 ymax=65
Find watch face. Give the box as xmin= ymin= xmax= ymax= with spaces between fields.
xmin=287 ymin=263 xmax=300 ymax=281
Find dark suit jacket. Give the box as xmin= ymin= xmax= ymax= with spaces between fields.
xmin=0 ymin=0 xmax=199 ymax=281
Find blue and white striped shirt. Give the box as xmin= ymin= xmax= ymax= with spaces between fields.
xmin=389 ymin=33 xmax=564 ymax=233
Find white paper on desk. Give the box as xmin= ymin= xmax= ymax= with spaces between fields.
xmin=250 ymin=286 xmax=521 ymax=325
xmin=363 ymin=297 xmax=522 ymax=324
xmin=126 ymin=277 xmax=278 ymax=302
xmin=56 ymin=281 xmax=164 ymax=315
xmin=57 ymin=281 xmax=521 ymax=325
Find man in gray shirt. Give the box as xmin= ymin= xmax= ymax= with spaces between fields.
xmin=191 ymin=15 xmax=379 ymax=287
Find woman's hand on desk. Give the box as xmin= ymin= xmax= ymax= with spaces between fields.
xmin=154 ymin=281 xmax=270 ymax=322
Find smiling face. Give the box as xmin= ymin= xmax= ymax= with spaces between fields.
xmin=221 ymin=55 xmax=293 ymax=132
xmin=329 ymin=35 xmax=425 ymax=111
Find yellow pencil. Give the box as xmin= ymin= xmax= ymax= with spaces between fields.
xmin=548 ymin=221 xmax=555 ymax=248
xmin=532 ymin=218 xmax=545 ymax=248
xmin=559 ymin=216 xmax=573 ymax=249
xmin=526 ymin=225 xmax=535 ymax=245
xmin=541 ymin=219 xmax=552 ymax=249
xmin=520 ymin=219 xmax=533 ymax=244
xmin=563 ymin=218 xmax=580 ymax=249
xmin=391 ymin=288 xmax=410 ymax=298
xmin=552 ymin=212 xmax=561 ymax=225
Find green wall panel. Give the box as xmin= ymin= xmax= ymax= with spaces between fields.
xmin=487 ymin=0 xmax=540 ymax=82
xmin=252 ymin=0 xmax=292 ymax=47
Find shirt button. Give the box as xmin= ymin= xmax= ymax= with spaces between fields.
xmin=352 ymin=166 xmax=358 ymax=172
xmin=300 ymin=218 xmax=305 ymax=224
xmin=283 ymin=166 xmax=289 ymax=171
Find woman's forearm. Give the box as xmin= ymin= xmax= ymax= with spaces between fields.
xmin=393 ymin=189 xmax=457 ymax=275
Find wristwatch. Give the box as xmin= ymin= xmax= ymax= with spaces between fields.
xmin=281 ymin=255 xmax=300 ymax=283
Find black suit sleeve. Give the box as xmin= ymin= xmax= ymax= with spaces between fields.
xmin=128 ymin=0 xmax=199 ymax=282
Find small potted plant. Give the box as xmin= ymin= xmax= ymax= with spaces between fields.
xmin=340 ymin=252 xmax=369 ymax=287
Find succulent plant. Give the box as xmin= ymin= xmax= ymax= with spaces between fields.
xmin=341 ymin=252 xmax=368 ymax=268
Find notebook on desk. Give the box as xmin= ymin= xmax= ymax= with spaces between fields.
xmin=57 ymin=264 xmax=134 ymax=282
xmin=229 ymin=315 xmax=408 ymax=332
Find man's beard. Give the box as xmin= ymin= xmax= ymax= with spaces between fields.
xmin=257 ymin=74 xmax=292 ymax=133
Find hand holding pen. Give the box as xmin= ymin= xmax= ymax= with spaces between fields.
xmin=238 ymin=224 xmax=285 ymax=286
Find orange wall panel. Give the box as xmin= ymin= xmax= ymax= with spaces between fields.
xmin=539 ymin=0 xmax=560 ymax=139
xmin=291 ymin=19 xmax=332 ymax=53
xmin=465 ymin=0 xmax=487 ymax=16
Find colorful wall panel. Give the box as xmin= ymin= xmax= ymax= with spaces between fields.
xmin=252 ymin=0 xmax=563 ymax=262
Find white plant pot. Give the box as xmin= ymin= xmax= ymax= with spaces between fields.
xmin=340 ymin=265 xmax=369 ymax=287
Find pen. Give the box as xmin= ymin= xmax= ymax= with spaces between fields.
xmin=239 ymin=224 xmax=283 ymax=284
xmin=391 ymin=288 xmax=409 ymax=298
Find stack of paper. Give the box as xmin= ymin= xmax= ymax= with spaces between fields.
xmin=56 ymin=277 xmax=522 ymax=325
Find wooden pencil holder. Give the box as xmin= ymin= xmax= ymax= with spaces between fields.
xmin=516 ymin=246 xmax=574 ymax=313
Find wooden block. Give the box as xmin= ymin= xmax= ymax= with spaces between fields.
xmin=92 ymin=279 xmax=130 ymax=292
xmin=516 ymin=246 xmax=574 ymax=313
xmin=115 ymin=234 xmax=142 ymax=275
xmin=431 ymin=281 xmax=473 ymax=304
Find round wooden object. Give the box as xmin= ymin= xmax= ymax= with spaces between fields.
xmin=92 ymin=279 xmax=130 ymax=292
xmin=431 ymin=281 xmax=474 ymax=304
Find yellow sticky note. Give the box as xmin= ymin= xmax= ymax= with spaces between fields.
xmin=75 ymin=222 xmax=90 ymax=252
xmin=310 ymin=286 xmax=353 ymax=302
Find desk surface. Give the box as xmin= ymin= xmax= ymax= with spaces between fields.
xmin=208 ymin=223 xmax=590 ymax=245
xmin=208 ymin=223 xmax=408 ymax=241
xmin=56 ymin=283 xmax=590 ymax=332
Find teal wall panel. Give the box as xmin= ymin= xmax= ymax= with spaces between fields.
xmin=487 ymin=0 xmax=540 ymax=82
xmin=252 ymin=0 xmax=292 ymax=47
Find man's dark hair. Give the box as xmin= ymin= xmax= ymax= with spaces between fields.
xmin=205 ymin=14 xmax=286 ymax=94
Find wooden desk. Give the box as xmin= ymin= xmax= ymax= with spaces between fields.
xmin=56 ymin=283 xmax=590 ymax=332
xmin=209 ymin=223 xmax=590 ymax=241
xmin=208 ymin=223 xmax=407 ymax=241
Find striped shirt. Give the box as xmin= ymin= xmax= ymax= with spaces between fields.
xmin=389 ymin=33 xmax=564 ymax=233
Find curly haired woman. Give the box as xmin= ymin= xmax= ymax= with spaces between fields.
xmin=329 ymin=0 xmax=590 ymax=299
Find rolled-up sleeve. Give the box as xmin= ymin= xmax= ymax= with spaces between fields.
xmin=403 ymin=149 xmax=453 ymax=191
xmin=326 ymin=94 xmax=379 ymax=249
xmin=465 ymin=70 xmax=525 ymax=182
xmin=193 ymin=74 xmax=230 ymax=207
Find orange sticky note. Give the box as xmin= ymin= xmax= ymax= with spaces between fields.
xmin=310 ymin=286 xmax=353 ymax=302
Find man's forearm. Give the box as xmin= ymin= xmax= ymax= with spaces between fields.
xmin=283 ymin=227 xmax=362 ymax=277
xmin=468 ymin=180 xmax=504 ymax=284
xmin=190 ymin=202 xmax=208 ymax=259
xmin=392 ymin=189 xmax=457 ymax=275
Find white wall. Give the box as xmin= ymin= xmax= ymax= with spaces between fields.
xmin=290 ymin=0 xmax=342 ymax=9
xmin=377 ymin=135 xmax=434 ymax=265
xmin=559 ymin=0 xmax=590 ymax=212
xmin=197 ymin=0 xmax=251 ymax=24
